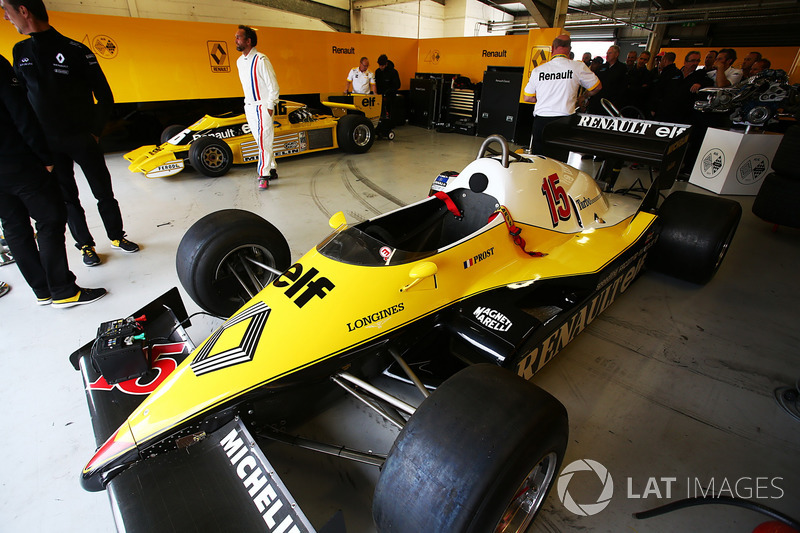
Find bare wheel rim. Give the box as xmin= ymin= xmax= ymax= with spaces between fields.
xmin=494 ymin=451 xmax=558 ymax=533
xmin=353 ymin=123 xmax=372 ymax=146
xmin=202 ymin=146 xmax=228 ymax=170
xmin=213 ymin=244 xmax=279 ymax=305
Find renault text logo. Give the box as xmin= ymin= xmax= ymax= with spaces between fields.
xmin=557 ymin=459 xmax=614 ymax=516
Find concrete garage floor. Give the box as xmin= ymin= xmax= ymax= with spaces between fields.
xmin=1 ymin=126 xmax=798 ymax=533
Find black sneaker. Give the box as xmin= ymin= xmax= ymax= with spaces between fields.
xmin=269 ymin=169 xmax=278 ymax=181
xmin=111 ymin=237 xmax=140 ymax=253
xmin=82 ymin=245 xmax=101 ymax=266
xmin=52 ymin=287 xmax=107 ymax=308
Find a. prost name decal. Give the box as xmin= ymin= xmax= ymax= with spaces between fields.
xmin=517 ymin=247 xmax=650 ymax=380
xmin=347 ymin=303 xmax=405 ymax=332
xmin=473 ymin=307 xmax=512 ymax=332
xmin=88 ymin=342 xmax=186 ymax=395
xmin=273 ymin=263 xmax=335 ymax=308
xmin=220 ymin=423 xmax=313 ymax=532
xmin=463 ymin=247 xmax=495 ymax=269
xmin=191 ymin=303 xmax=270 ymax=376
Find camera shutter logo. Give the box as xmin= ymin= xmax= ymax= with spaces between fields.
xmin=557 ymin=459 xmax=614 ymax=516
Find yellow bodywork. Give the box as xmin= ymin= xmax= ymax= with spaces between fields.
xmin=124 ymin=95 xmax=382 ymax=178
xmin=84 ymin=154 xmax=657 ymax=482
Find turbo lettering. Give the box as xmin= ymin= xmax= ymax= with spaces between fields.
xmin=273 ymin=263 xmax=335 ymax=308
xmin=347 ymin=303 xmax=405 ymax=332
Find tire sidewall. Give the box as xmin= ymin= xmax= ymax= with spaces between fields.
xmin=337 ymin=114 xmax=375 ymax=154
xmin=176 ymin=210 xmax=290 ymax=316
xmin=373 ymin=364 xmax=568 ymax=533
xmin=189 ymin=136 xmax=234 ymax=177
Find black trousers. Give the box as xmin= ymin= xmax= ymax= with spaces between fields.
xmin=50 ymin=133 xmax=125 ymax=249
xmin=0 ymin=169 xmax=78 ymax=299
xmin=532 ymin=115 xmax=570 ymax=162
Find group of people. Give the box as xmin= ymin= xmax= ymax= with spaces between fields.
xmin=1 ymin=0 xmax=141 ymax=308
xmin=524 ymin=33 xmax=767 ymax=174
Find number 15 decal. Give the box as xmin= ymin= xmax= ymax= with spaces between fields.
xmin=541 ymin=173 xmax=571 ymax=227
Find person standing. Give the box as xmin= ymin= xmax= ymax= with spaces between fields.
xmin=587 ymin=45 xmax=628 ymax=115
xmin=375 ymin=54 xmax=400 ymax=138
xmin=3 ymin=0 xmax=139 ymax=267
xmin=235 ymin=24 xmax=280 ymax=191
xmin=0 ymin=53 xmax=105 ymax=307
xmin=708 ymin=48 xmax=742 ymax=88
xmin=345 ymin=57 xmax=376 ymax=95
xmin=523 ymin=34 xmax=601 ymax=161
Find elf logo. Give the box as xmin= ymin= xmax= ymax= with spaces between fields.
xmin=273 ymin=263 xmax=335 ymax=308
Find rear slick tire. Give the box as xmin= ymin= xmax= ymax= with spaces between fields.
xmin=648 ymin=191 xmax=742 ymax=284
xmin=373 ymin=364 xmax=568 ymax=533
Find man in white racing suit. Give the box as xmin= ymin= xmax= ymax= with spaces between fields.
xmin=235 ymin=25 xmax=280 ymax=191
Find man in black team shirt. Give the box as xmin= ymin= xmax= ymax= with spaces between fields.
xmin=2 ymin=0 xmax=139 ymax=267
xmin=0 ymin=53 xmax=106 ymax=307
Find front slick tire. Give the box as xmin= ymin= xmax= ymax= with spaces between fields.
xmin=373 ymin=364 xmax=568 ymax=533
xmin=176 ymin=210 xmax=290 ymax=317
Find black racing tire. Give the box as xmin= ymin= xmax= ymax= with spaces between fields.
xmin=373 ymin=364 xmax=568 ymax=533
xmin=387 ymin=130 xmax=396 ymax=141
xmin=648 ymin=191 xmax=742 ymax=284
xmin=189 ymin=136 xmax=234 ymax=177
xmin=160 ymin=124 xmax=186 ymax=144
xmin=337 ymin=114 xmax=375 ymax=154
xmin=176 ymin=210 xmax=291 ymax=317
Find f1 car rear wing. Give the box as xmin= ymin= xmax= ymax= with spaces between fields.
xmin=543 ymin=113 xmax=691 ymax=210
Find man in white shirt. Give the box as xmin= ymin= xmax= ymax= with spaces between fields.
xmin=235 ymin=24 xmax=280 ymax=191
xmin=345 ymin=57 xmax=376 ymax=95
xmin=523 ymin=34 xmax=601 ymax=161
xmin=707 ymin=48 xmax=742 ymax=88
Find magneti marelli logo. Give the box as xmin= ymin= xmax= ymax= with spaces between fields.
xmin=557 ymin=459 xmax=614 ymax=516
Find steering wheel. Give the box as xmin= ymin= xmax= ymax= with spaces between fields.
xmin=363 ymin=225 xmax=395 ymax=246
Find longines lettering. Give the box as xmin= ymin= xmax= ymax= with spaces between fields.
xmin=347 ymin=303 xmax=405 ymax=332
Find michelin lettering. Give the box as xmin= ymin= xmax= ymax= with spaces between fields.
xmin=220 ymin=427 xmax=308 ymax=532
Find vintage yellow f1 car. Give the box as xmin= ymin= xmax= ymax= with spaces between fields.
xmin=74 ymin=127 xmax=741 ymax=532
xmin=123 ymin=95 xmax=382 ymax=178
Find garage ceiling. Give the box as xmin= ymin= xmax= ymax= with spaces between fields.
xmin=480 ymin=0 xmax=800 ymax=45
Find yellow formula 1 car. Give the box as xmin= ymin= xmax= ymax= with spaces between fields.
xmin=74 ymin=129 xmax=741 ymax=532
xmin=123 ymin=95 xmax=382 ymax=178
